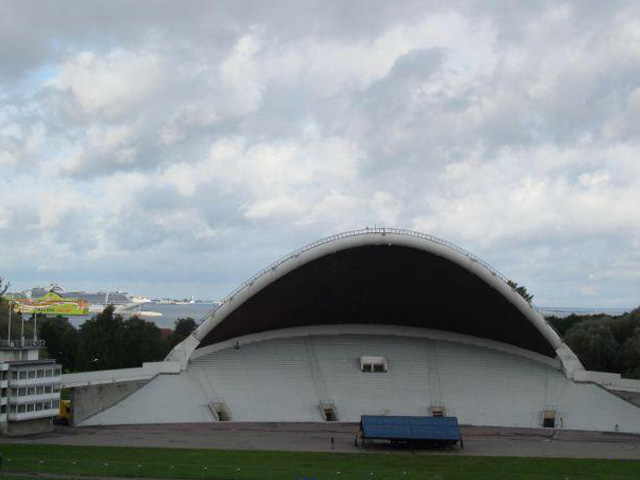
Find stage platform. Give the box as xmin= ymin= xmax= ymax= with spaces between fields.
xmin=358 ymin=415 xmax=463 ymax=448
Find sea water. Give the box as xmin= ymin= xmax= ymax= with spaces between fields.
xmin=67 ymin=303 xmax=217 ymax=329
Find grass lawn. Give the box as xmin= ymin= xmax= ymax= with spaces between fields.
xmin=0 ymin=443 xmax=638 ymax=479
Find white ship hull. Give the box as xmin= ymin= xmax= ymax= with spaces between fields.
xmin=88 ymin=303 xmax=163 ymax=318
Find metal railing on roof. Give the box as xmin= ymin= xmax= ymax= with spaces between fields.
xmin=198 ymin=228 xmax=513 ymax=325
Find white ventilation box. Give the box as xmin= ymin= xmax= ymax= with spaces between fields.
xmin=360 ymin=356 xmax=388 ymax=372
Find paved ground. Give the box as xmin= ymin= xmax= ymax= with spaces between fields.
xmin=3 ymin=423 xmax=640 ymax=459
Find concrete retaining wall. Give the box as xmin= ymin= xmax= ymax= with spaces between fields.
xmin=6 ymin=417 xmax=52 ymax=436
xmin=71 ymin=380 xmax=147 ymax=425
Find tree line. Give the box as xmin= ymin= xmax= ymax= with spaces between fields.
xmin=548 ymin=307 xmax=640 ymax=379
xmin=40 ymin=306 xmax=198 ymax=372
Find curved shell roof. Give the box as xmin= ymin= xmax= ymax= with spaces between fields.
xmin=167 ymin=228 xmax=582 ymax=376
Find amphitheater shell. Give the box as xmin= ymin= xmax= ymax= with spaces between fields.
xmin=72 ymin=229 xmax=640 ymax=433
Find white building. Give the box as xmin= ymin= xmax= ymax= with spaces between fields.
xmin=64 ymin=229 xmax=640 ymax=433
xmin=0 ymin=340 xmax=62 ymax=435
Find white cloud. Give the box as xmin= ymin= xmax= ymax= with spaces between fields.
xmin=50 ymin=50 xmax=164 ymax=117
xmin=219 ymin=33 xmax=264 ymax=117
xmin=371 ymin=192 xmax=401 ymax=226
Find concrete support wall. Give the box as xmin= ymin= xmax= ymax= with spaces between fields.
xmin=6 ymin=417 xmax=52 ymax=436
xmin=79 ymin=372 xmax=212 ymax=425
xmin=71 ymin=380 xmax=147 ymax=425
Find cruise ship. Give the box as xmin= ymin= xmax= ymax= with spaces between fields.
xmin=30 ymin=286 xmax=132 ymax=306
xmin=28 ymin=285 xmax=160 ymax=317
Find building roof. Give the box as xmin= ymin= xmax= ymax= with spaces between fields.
xmin=167 ymin=228 xmax=583 ymax=376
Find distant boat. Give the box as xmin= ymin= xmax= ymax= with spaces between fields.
xmin=131 ymin=296 xmax=152 ymax=304
xmin=137 ymin=310 xmax=163 ymax=317
xmin=174 ymin=295 xmax=197 ymax=305
xmin=115 ymin=302 xmax=163 ymax=318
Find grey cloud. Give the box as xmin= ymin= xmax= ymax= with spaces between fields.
xmin=0 ymin=0 xmax=442 ymax=82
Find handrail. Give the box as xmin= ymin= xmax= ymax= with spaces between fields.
xmin=197 ymin=228 xmax=513 ymax=325
xmin=0 ymin=339 xmax=46 ymax=348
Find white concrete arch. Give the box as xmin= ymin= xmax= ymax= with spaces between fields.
xmin=166 ymin=228 xmax=584 ymax=378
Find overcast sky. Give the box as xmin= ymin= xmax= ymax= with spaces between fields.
xmin=1 ymin=0 xmax=639 ymax=306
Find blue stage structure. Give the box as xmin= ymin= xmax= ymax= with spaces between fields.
xmin=357 ymin=415 xmax=463 ymax=448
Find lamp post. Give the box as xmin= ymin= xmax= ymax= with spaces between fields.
xmin=7 ymin=299 xmax=11 ymax=345
xmin=21 ymin=310 xmax=25 ymax=347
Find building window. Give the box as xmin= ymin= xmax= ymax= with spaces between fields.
xmin=37 ymin=370 xmax=44 ymax=378
xmin=9 ymin=405 xmax=16 ymax=413
xmin=19 ymin=371 xmax=26 ymax=380
xmin=17 ymin=404 xmax=25 ymax=413
xmin=44 ymin=385 xmax=52 ymax=394
xmin=36 ymin=386 xmax=44 ymax=395
xmin=27 ymin=387 xmax=35 ymax=396
xmin=543 ymin=410 xmax=556 ymax=428
xmin=26 ymin=403 xmax=34 ymax=412
xmin=18 ymin=388 xmax=26 ymax=396
xmin=28 ymin=370 xmax=35 ymax=379
xmin=44 ymin=401 xmax=52 ymax=410
xmin=53 ymin=385 xmax=60 ymax=393
xmin=52 ymin=400 xmax=59 ymax=409
xmin=45 ymin=369 xmax=53 ymax=377
xmin=360 ymin=356 xmax=388 ymax=373
xmin=54 ymin=368 xmax=61 ymax=376
xmin=0 ymin=404 xmax=5 ymax=414
xmin=11 ymin=372 xmax=18 ymax=380
xmin=1 ymin=388 xmax=6 ymax=397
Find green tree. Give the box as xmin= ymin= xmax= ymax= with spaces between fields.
xmin=39 ymin=316 xmax=80 ymax=372
xmin=556 ymin=307 xmax=640 ymax=378
xmin=0 ymin=276 xmax=8 ymax=299
xmin=616 ymin=307 xmax=640 ymax=378
xmin=620 ymin=332 xmax=640 ymax=379
xmin=0 ymin=276 xmax=11 ymax=338
xmin=121 ymin=316 xmax=170 ymax=367
xmin=175 ymin=317 xmax=197 ymax=337
xmin=608 ymin=314 xmax=638 ymax=345
xmin=507 ymin=280 xmax=533 ymax=304
xmin=167 ymin=317 xmax=197 ymax=348
xmin=564 ymin=319 xmax=621 ymax=372
xmin=76 ymin=305 xmax=125 ymax=371
xmin=548 ymin=313 xmax=612 ymax=337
